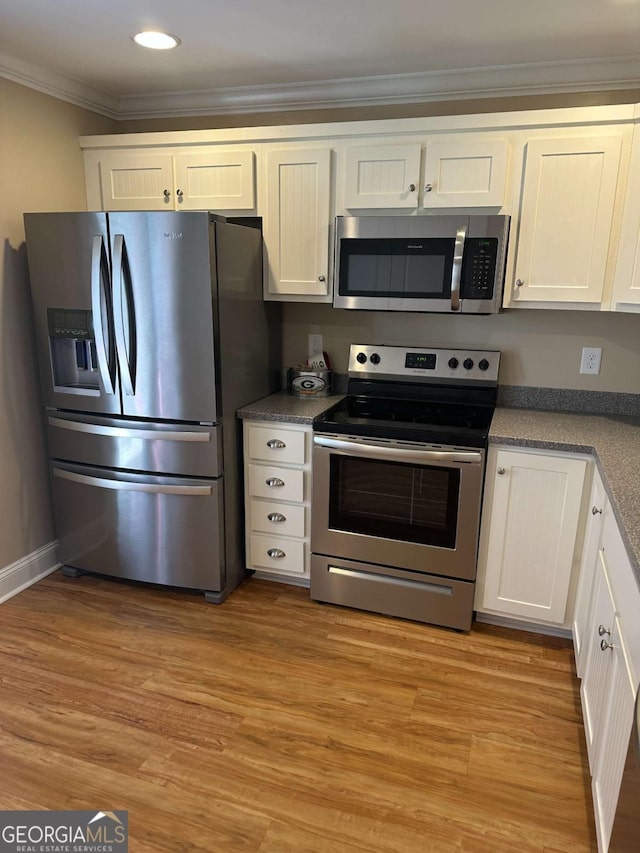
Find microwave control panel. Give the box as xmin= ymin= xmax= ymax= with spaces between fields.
xmin=460 ymin=238 xmax=498 ymax=299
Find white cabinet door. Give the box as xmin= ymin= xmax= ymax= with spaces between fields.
xmin=263 ymin=147 xmax=332 ymax=300
xmin=573 ymin=470 xmax=607 ymax=677
xmin=479 ymin=448 xmax=587 ymax=623
xmin=343 ymin=143 xmax=421 ymax=208
xmin=98 ymin=152 xmax=175 ymax=210
xmin=591 ymin=623 xmax=636 ymax=853
xmin=612 ymin=126 xmax=640 ymax=311
xmin=422 ymin=139 xmax=508 ymax=208
xmin=173 ymin=150 xmax=255 ymax=210
xmin=511 ymin=136 xmax=622 ymax=304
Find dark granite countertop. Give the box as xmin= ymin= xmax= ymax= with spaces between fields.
xmin=490 ymin=408 xmax=640 ymax=580
xmin=238 ymin=393 xmax=639 ymax=583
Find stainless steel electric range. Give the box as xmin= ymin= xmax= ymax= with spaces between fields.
xmin=310 ymin=343 xmax=500 ymax=631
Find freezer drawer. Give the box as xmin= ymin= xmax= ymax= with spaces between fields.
xmin=52 ymin=462 xmax=225 ymax=591
xmin=47 ymin=412 xmax=222 ymax=477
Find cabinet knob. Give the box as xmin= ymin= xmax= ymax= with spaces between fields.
xmin=598 ymin=624 xmax=610 ymax=637
xmin=600 ymin=638 xmax=614 ymax=651
xmin=408 ymin=183 xmax=416 ymax=192
xmin=267 ymin=512 xmax=287 ymax=523
xmin=497 ymin=467 xmax=506 ymax=475
xmin=265 ymin=477 xmax=285 ymax=488
xmin=176 ymin=189 xmax=184 ymax=199
xmin=515 ymin=279 xmax=525 ymax=288
xmin=163 ymin=189 xmax=171 ymax=200
xmin=424 ymin=183 xmax=433 ymax=192
xmin=267 ymin=548 xmax=286 ymax=559
xmin=318 ymin=275 xmax=326 ymax=282
xmin=266 ymin=439 xmax=286 ymax=449
xmin=592 ymin=506 xmax=603 ymax=515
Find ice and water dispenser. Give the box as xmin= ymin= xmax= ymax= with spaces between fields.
xmin=47 ymin=307 xmax=100 ymax=394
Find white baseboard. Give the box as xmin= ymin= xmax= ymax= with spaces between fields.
xmin=0 ymin=542 xmax=60 ymax=604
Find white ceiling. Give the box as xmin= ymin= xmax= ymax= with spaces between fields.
xmin=1 ymin=0 xmax=640 ymax=119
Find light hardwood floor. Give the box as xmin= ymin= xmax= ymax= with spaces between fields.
xmin=0 ymin=572 xmax=596 ymax=852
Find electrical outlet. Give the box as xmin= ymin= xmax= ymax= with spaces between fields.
xmin=308 ymin=334 xmax=323 ymax=358
xmin=580 ymin=346 xmax=602 ymax=375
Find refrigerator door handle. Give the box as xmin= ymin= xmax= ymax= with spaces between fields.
xmin=90 ymin=235 xmax=115 ymax=395
xmin=53 ymin=467 xmax=213 ymax=496
xmin=112 ymin=234 xmax=136 ymax=396
xmin=48 ymin=416 xmax=211 ymax=442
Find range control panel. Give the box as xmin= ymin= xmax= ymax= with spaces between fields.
xmin=349 ymin=344 xmax=500 ymax=385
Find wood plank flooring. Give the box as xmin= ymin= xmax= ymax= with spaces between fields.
xmin=0 ymin=572 xmax=596 ymax=852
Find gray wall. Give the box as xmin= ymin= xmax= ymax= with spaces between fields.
xmin=0 ymin=78 xmax=116 ymax=569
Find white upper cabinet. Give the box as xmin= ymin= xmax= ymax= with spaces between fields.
xmin=422 ymin=138 xmax=508 ymax=208
xmin=98 ymin=152 xmax=175 ymax=210
xmin=508 ymin=135 xmax=623 ymax=306
xmin=173 ymin=150 xmax=255 ymax=210
xmin=94 ymin=147 xmax=256 ymax=211
xmin=612 ymin=126 xmax=640 ymax=311
xmin=343 ymin=142 xmax=421 ymax=208
xmin=341 ymin=136 xmax=509 ymax=210
xmin=262 ymin=146 xmax=332 ymax=301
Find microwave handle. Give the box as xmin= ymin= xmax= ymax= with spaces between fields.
xmin=450 ymin=225 xmax=467 ymax=312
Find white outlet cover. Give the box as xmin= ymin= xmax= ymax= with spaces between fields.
xmin=580 ymin=346 xmax=602 ymax=375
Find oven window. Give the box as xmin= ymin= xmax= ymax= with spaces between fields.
xmin=338 ymin=238 xmax=454 ymax=298
xmin=329 ymin=455 xmax=459 ymax=548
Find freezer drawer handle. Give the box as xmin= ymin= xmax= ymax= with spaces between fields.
xmin=53 ymin=467 xmax=212 ymax=496
xmin=266 ymin=439 xmax=286 ymax=449
xmin=267 ymin=548 xmax=286 ymax=559
xmin=48 ymin=417 xmax=211 ymax=442
xmin=266 ymin=478 xmax=285 ymax=488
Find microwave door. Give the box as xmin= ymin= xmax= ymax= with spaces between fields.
xmin=23 ymin=212 xmax=122 ymax=416
xmin=108 ymin=211 xmax=218 ymax=423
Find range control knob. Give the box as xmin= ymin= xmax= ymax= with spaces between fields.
xmin=356 ymin=352 xmax=367 ymax=364
xmin=463 ymin=358 xmax=474 ymax=370
xmin=369 ymin=353 xmax=381 ymax=365
xmin=478 ymin=358 xmax=490 ymax=372
xmin=448 ymin=357 xmax=459 ymax=369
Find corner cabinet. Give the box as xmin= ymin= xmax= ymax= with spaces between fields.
xmin=85 ymin=146 xmax=257 ymax=212
xmin=243 ymin=421 xmax=312 ymax=581
xmin=261 ymin=146 xmax=332 ymax=302
xmin=578 ymin=504 xmax=640 ymax=853
xmin=506 ymin=134 xmax=624 ymax=307
xmin=476 ymin=446 xmax=587 ymax=626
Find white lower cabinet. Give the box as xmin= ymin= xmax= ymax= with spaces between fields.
xmin=476 ymin=446 xmax=587 ymax=626
xmin=579 ymin=504 xmax=640 ymax=852
xmin=243 ymin=420 xmax=311 ymax=581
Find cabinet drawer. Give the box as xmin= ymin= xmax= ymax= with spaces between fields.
xmin=249 ymin=499 xmax=306 ymax=538
xmin=246 ymin=424 xmax=306 ymax=464
xmin=248 ymin=464 xmax=304 ymax=502
xmin=249 ymin=534 xmax=305 ymax=574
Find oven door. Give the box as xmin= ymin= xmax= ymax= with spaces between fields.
xmin=311 ymin=434 xmax=484 ymax=580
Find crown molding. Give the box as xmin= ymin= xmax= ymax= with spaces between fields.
xmin=2 ymin=48 xmax=639 ymax=121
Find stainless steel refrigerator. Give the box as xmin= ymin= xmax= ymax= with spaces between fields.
xmin=24 ymin=211 xmax=280 ymax=601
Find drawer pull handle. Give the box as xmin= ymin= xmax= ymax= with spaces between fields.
xmin=266 ymin=478 xmax=285 ymax=488
xmin=267 ymin=548 xmax=286 ymax=559
xmin=598 ymin=625 xmax=610 ymax=637
xmin=266 ymin=439 xmax=286 ymax=449
xmin=600 ymin=638 xmax=614 ymax=651
xmin=267 ymin=512 xmax=287 ymax=523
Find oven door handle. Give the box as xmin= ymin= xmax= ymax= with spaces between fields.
xmin=313 ymin=435 xmax=482 ymax=465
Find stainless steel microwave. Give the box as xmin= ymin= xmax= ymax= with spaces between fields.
xmin=333 ymin=214 xmax=510 ymax=313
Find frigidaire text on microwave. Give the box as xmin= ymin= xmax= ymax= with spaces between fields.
xmin=333 ymin=214 xmax=510 ymax=314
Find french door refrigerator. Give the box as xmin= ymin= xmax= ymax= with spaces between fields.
xmin=24 ymin=211 xmax=280 ymax=601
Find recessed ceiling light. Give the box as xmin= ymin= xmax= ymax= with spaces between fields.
xmin=132 ymin=31 xmax=181 ymax=50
